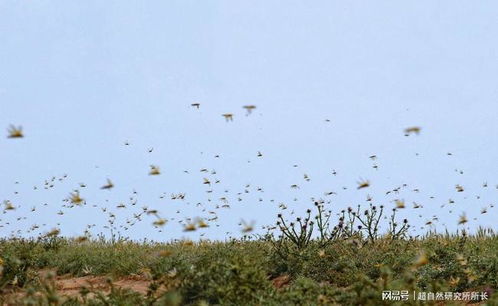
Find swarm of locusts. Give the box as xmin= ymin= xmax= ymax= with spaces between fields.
xmin=1 ymin=106 xmax=488 ymax=242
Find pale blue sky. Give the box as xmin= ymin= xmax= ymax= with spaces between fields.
xmin=1 ymin=1 xmax=498 ymax=241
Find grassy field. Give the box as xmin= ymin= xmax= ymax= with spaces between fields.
xmin=1 ymin=231 xmax=498 ymax=305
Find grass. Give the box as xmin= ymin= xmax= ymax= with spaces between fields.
xmin=1 ymin=232 xmax=498 ymax=305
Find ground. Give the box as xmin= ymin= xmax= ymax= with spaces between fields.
xmin=1 ymin=234 xmax=497 ymax=305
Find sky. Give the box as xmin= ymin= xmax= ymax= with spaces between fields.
xmin=1 ymin=1 xmax=498 ymax=241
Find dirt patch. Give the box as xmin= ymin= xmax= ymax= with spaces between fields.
xmin=1 ymin=271 xmax=154 ymax=304
xmin=54 ymin=274 xmax=152 ymax=296
xmin=271 ymin=274 xmax=291 ymax=289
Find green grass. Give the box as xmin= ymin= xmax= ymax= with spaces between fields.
xmin=1 ymin=233 xmax=498 ymax=305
